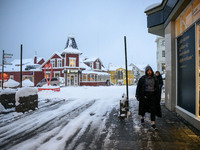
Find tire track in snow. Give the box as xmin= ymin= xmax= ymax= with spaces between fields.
xmin=0 ymin=99 xmax=96 ymax=150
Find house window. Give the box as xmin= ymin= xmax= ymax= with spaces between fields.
xmin=162 ymin=51 xmax=165 ymax=57
xmin=69 ymin=58 xmax=76 ymax=67
xmin=57 ymin=59 xmax=62 ymax=67
xmin=50 ymin=59 xmax=55 ymax=67
xmin=54 ymin=72 xmax=60 ymax=77
xmin=117 ymin=70 xmax=123 ymax=79
xmin=161 ymin=40 xmax=165 ymax=46
xmin=10 ymin=75 xmax=14 ymax=79
xmin=96 ymin=62 xmax=99 ymax=69
xmin=82 ymin=74 xmax=87 ymax=81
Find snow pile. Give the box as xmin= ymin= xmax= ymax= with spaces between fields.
xmin=22 ymin=79 xmax=34 ymax=87
xmin=0 ymin=103 xmax=5 ymax=112
xmin=0 ymin=88 xmax=17 ymax=95
xmin=41 ymin=84 xmax=60 ymax=88
xmin=15 ymin=87 xmax=38 ymax=106
xmin=4 ymin=79 xmax=19 ymax=88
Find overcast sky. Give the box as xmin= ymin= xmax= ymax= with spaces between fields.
xmin=0 ymin=0 xmax=162 ymax=70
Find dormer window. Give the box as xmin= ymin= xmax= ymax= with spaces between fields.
xmin=50 ymin=59 xmax=55 ymax=67
xmin=96 ymin=62 xmax=99 ymax=69
xmin=69 ymin=57 xmax=76 ymax=67
xmin=57 ymin=59 xmax=62 ymax=67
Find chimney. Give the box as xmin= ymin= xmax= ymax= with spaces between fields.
xmin=34 ymin=56 xmax=37 ymax=64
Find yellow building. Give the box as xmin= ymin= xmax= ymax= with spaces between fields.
xmin=107 ymin=65 xmax=134 ymax=85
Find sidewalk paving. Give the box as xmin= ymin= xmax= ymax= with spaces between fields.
xmin=99 ymin=99 xmax=200 ymax=150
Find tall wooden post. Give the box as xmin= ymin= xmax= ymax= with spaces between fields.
xmin=2 ymin=50 xmax=4 ymax=89
xmin=124 ymin=36 xmax=129 ymax=110
xmin=20 ymin=44 xmax=23 ymax=88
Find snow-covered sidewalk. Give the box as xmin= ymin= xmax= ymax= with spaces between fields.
xmin=0 ymin=86 xmax=136 ymax=150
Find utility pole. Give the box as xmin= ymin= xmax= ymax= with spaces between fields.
xmin=124 ymin=36 xmax=129 ymax=110
xmin=20 ymin=44 xmax=23 ymax=88
xmin=2 ymin=50 xmax=4 ymax=89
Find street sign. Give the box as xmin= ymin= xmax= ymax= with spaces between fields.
xmin=4 ymin=55 xmax=12 ymax=58
xmin=4 ymin=53 xmax=13 ymax=56
xmin=4 ymin=63 xmax=12 ymax=65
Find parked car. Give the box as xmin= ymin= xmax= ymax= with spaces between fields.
xmin=36 ymin=77 xmax=60 ymax=87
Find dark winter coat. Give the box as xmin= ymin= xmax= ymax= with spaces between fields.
xmin=135 ymin=66 xmax=162 ymax=117
xmin=156 ymin=74 xmax=163 ymax=89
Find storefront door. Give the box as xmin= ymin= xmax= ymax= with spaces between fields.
xmin=70 ymin=75 xmax=75 ymax=86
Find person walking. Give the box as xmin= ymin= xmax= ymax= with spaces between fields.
xmin=135 ymin=66 xmax=161 ymax=130
xmin=155 ymin=71 xmax=163 ymax=103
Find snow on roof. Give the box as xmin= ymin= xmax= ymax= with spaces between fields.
xmin=82 ymin=70 xmax=110 ymax=76
xmin=4 ymin=79 xmax=19 ymax=88
xmin=130 ymin=63 xmax=146 ymax=71
xmin=145 ymin=2 xmax=162 ymax=12
xmin=83 ymin=57 xmax=98 ymax=63
xmin=41 ymin=51 xmax=62 ymax=68
xmin=37 ymin=57 xmax=44 ymax=62
xmin=108 ymin=64 xmax=132 ymax=71
xmin=79 ymin=59 xmax=91 ymax=70
xmin=62 ymin=47 xmax=82 ymax=55
xmin=1 ymin=58 xmax=41 ymax=72
xmin=22 ymin=79 xmax=34 ymax=87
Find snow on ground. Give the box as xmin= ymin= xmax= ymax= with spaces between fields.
xmin=0 ymin=86 xmax=136 ymax=150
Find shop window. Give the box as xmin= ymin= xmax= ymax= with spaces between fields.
xmin=193 ymin=0 xmax=200 ymax=22
xmin=54 ymin=72 xmax=60 ymax=77
xmin=95 ymin=75 xmax=97 ymax=81
xmin=69 ymin=58 xmax=76 ymax=67
xmin=50 ymin=59 xmax=55 ymax=67
xmin=87 ymin=74 xmax=90 ymax=81
xmin=90 ymin=74 xmax=94 ymax=81
xmin=83 ymin=74 xmax=87 ymax=81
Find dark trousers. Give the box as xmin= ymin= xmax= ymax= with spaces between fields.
xmin=140 ymin=91 xmax=156 ymax=121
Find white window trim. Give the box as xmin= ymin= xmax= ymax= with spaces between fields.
xmin=57 ymin=59 xmax=62 ymax=67
xmin=96 ymin=62 xmax=100 ymax=70
xmin=69 ymin=57 xmax=76 ymax=67
xmin=50 ymin=59 xmax=55 ymax=67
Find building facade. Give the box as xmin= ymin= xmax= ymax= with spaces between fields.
xmin=155 ymin=37 xmax=166 ymax=74
xmin=129 ymin=63 xmax=145 ymax=84
xmin=0 ymin=36 xmax=110 ymax=87
xmin=145 ymin=0 xmax=200 ymax=130
xmin=107 ymin=64 xmax=134 ymax=85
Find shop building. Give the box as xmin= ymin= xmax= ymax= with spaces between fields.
xmin=107 ymin=64 xmax=134 ymax=85
xmin=155 ymin=37 xmax=166 ymax=74
xmin=145 ymin=0 xmax=200 ymax=130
